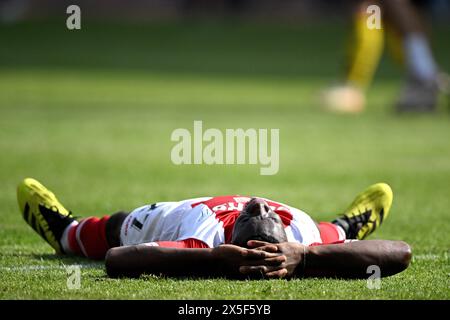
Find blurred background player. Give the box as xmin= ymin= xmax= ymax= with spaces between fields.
xmin=321 ymin=0 xmax=450 ymax=113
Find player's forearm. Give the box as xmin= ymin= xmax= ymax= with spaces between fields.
xmin=303 ymin=240 xmax=412 ymax=279
xmin=105 ymin=245 xmax=218 ymax=278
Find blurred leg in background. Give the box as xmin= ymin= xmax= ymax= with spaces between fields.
xmin=0 ymin=0 xmax=30 ymax=23
xmin=321 ymin=0 xmax=383 ymax=113
xmin=321 ymin=0 xmax=449 ymax=114
xmin=384 ymin=0 xmax=448 ymax=112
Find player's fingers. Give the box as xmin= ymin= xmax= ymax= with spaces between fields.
xmin=247 ymin=240 xmax=278 ymax=253
xmin=247 ymin=240 xmax=273 ymax=249
xmin=241 ymin=255 xmax=286 ymax=267
xmin=253 ymin=245 xmax=279 ymax=253
xmin=262 ymin=255 xmax=286 ymax=266
xmin=239 ymin=265 xmax=284 ymax=275
xmin=265 ymin=268 xmax=288 ymax=279
xmin=239 ymin=266 xmax=287 ymax=278
xmin=245 ymin=248 xmax=280 ymax=259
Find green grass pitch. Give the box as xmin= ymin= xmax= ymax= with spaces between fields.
xmin=0 ymin=21 xmax=449 ymax=299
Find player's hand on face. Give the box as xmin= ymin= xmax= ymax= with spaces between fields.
xmin=239 ymin=240 xmax=306 ymax=279
xmin=212 ymin=244 xmax=284 ymax=278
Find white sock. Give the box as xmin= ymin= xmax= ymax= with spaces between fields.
xmin=336 ymin=225 xmax=347 ymax=241
xmin=60 ymin=221 xmax=79 ymax=254
xmin=404 ymin=33 xmax=438 ymax=82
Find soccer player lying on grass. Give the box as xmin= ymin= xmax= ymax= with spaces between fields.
xmin=17 ymin=179 xmax=411 ymax=279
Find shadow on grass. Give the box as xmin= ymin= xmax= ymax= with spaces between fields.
xmin=31 ymin=252 xmax=96 ymax=262
xmin=3 ymin=253 xmax=282 ymax=282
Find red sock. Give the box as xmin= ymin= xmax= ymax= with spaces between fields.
xmin=68 ymin=216 xmax=110 ymax=260
xmin=318 ymin=222 xmax=346 ymax=244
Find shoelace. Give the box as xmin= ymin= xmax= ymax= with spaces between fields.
xmin=39 ymin=204 xmax=75 ymax=226
xmin=345 ymin=208 xmax=372 ymax=238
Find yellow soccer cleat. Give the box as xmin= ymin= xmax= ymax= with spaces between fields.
xmin=333 ymin=183 xmax=393 ymax=240
xmin=17 ymin=178 xmax=75 ymax=254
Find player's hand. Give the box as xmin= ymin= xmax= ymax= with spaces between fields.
xmin=239 ymin=240 xmax=306 ymax=279
xmin=212 ymin=244 xmax=284 ymax=278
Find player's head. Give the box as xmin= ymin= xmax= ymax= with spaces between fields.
xmin=231 ymin=197 xmax=287 ymax=248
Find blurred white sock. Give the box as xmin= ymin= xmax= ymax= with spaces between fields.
xmin=336 ymin=225 xmax=347 ymax=241
xmin=404 ymin=33 xmax=438 ymax=83
xmin=60 ymin=221 xmax=78 ymax=254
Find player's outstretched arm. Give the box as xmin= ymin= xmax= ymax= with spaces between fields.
xmin=241 ymin=240 xmax=412 ymax=279
xmin=303 ymin=240 xmax=412 ymax=278
xmin=105 ymin=244 xmax=285 ymax=278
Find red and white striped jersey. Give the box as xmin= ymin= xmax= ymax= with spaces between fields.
xmin=120 ymin=195 xmax=322 ymax=248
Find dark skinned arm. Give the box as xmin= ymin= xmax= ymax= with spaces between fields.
xmin=240 ymin=240 xmax=412 ymax=279
xmin=105 ymin=243 xmax=285 ymax=278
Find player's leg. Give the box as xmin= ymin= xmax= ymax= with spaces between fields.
xmin=315 ymin=221 xmax=347 ymax=244
xmin=60 ymin=211 xmax=128 ymax=259
xmin=382 ymin=0 xmax=441 ymax=112
xmin=317 ymin=183 xmax=393 ymax=244
xmin=17 ymin=178 xmax=128 ymax=260
xmin=345 ymin=0 xmax=384 ymax=92
xmin=332 ymin=182 xmax=393 ymax=240
xmin=321 ymin=0 xmax=384 ymax=114
xmin=316 ymin=183 xmax=393 ymax=244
